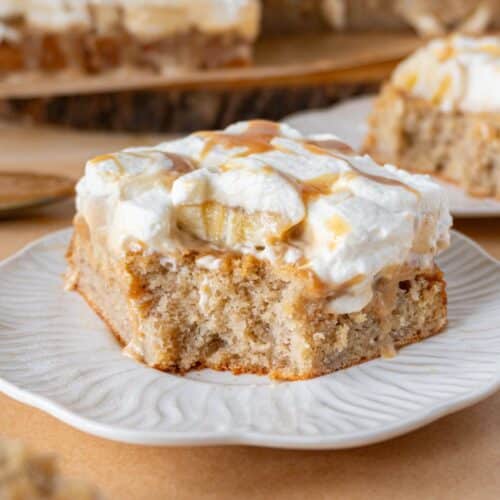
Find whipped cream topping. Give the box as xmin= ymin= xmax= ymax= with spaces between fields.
xmin=76 ymin=120 xmax=451 ymax=314
xmin=16 ymin=0 xmax=259 ymax=39
xmin=392 ymin=35 xmax=500 ymax=113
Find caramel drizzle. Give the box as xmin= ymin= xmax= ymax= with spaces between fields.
xmin=89 ymin=150 xmax=198 ymax=191
xmin=304 ymin=139 xmax=355 ymax=156
xmin=196 ymin=121 xmax=418 ymax=199
xmin=197 ymin=120 xmax=283 ymax=159
xmin=328 ymin=274 xmax=366 ymax=301
xmin=300 ymin=173 xmax=341 ymax=202
xmin=89 ymin=153 xmax=125 ymax=176
xmin=125 ymin=151 xmax=197 ymax=174
xmin=326 ymin=214 xmax=351 ymax=249
xmin=437 ymin=43 xmax=456 ymax=62
xmin=91 ymin=150 xmax=195 ymax=172
xmin=431 ymin=75 xmax=452 ymax=105
xmin=306 ymin=138 xmax=420 ymax=198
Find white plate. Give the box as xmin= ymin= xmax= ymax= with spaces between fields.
xmin=0 ymin=229 xmax=499 ymax=449
xmin=284 ymin=96 xmax=500 ymax=218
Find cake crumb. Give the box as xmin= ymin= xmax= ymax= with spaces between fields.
xmin=381 ymin=342 xmax=397 ymax=359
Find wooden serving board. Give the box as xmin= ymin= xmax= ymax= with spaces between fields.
xmin=0 ymin=32 xmax=422 ymax=99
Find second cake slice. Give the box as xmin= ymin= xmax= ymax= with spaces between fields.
xmin=364 ymin=35 xmax=500 ymax=199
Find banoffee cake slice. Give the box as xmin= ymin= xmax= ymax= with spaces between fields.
xmin=66 ymin=119 xmax=451 ymax=380
xmin=364 ymin=35 xmax=500 ymax=199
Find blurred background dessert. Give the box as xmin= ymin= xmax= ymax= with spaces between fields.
xmin=0 ymin=0 xmax=498 ymax=133
xmin=0 ymin=436 xmax=101 ymax=499
xmin=262 ymin=0 xmax=499 ymax=36
xmin=0 ymin=0 xmax=260 ymax=74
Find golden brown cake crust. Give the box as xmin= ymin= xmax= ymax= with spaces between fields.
xmin=66 ymin=219 xmax=447 ymax=381
xmin=364 ymin=83 xmax=500 ymax=199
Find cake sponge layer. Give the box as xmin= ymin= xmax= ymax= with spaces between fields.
xmin=364 ymin=84 xmax=500 ymax=199
xmin=67 ymin=219 xmax=447 ymax=380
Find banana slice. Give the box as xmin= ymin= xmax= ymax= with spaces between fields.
xmin=171 ymin=167 xmax=305 ymax=248
xmin=176 ymin=202 xmax=295 ymax=247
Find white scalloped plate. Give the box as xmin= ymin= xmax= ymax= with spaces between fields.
xmin=284 ymin=96 xmax=500 ymax=218
xmin=0 ymin=229 xmax=499 ymax=449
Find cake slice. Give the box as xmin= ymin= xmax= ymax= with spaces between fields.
xmin=364 ymin=35 xmax=500 ymax=199
xmin=66 ymin=120 xmax=451 ymax=380
xmin=0 ymin=0 xmax=260 ymax=75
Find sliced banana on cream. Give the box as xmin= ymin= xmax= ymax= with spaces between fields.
xmin=171 ymin=167 xmax=305 ymax=247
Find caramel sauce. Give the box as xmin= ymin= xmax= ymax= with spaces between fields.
xmin=157 ymin=173 xmax=182 ymax=190
xmin=260 ymin=165 xmax=276 ymax=175
xmin=432 ymin=74 xmax=452 ymax=105
xmin=437 ymin=44 xmax=456 ymax=62
xmin=91 ymin=151 xmax=195 ymax=173
xmin=195 ymin=120 xmax=419 ymax=202
xmin=219 ymin=163 xmax=236 ymax=172
xmin=132 ymin=151 xmax=197 ymax=189
xmin=300 ymin=173 xmax=340 ymax=202
xmin=400 ymin=72 xmax=418 ymax=91
xmin=244 ymin=120 xmax=282 ymax=136
xmin=304 ymin=139 xmax=355 ymax=156
xmin=326 ymin=214 xmax=351 ymax=249
xmin=124 ymin=150 xmax=197 ymax=173
xmin=90 ymin=151 xmax=197 ymax=189
xmin=370 ymin=264 xmax=415 ymax=322
xmin=89 ymin=153 xmax=125 ymax=173
xmin=328 ymin=274 xmax=366 ymax=300
xmin=305 ymin=138 xmax=420 ymax=198
xmin=477 ymin=44 xmax=500 ymax=56
xmin=353 ymin=167 xmax=420 ymax=198
xmin=412 ymin=214 xmax=434 ymax=254
xmin=197 ymin=120 xmax=282 ymax=159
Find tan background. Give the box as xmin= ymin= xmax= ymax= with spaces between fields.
xmin=0 ymin=124 xmax=499 ymax=499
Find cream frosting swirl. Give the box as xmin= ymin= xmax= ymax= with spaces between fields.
xmin=392 ymin=35 xmax=500 ymax=113
xmin=76 ymin=120 xmax=451 ymax=314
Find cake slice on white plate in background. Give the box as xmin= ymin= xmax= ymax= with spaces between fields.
xmin=364 ymin=35 xmax=500 ymax=200
xmin=0 ymin=0 xmax=260 ymax=75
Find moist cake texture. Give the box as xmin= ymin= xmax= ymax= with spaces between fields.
xmin=66 ymin=119 xmax=451 ymax=380
xmin=0 ymin=0 xmax=259 ymax=74
xmin=364 ymin=35 xmax=500 ymax=199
